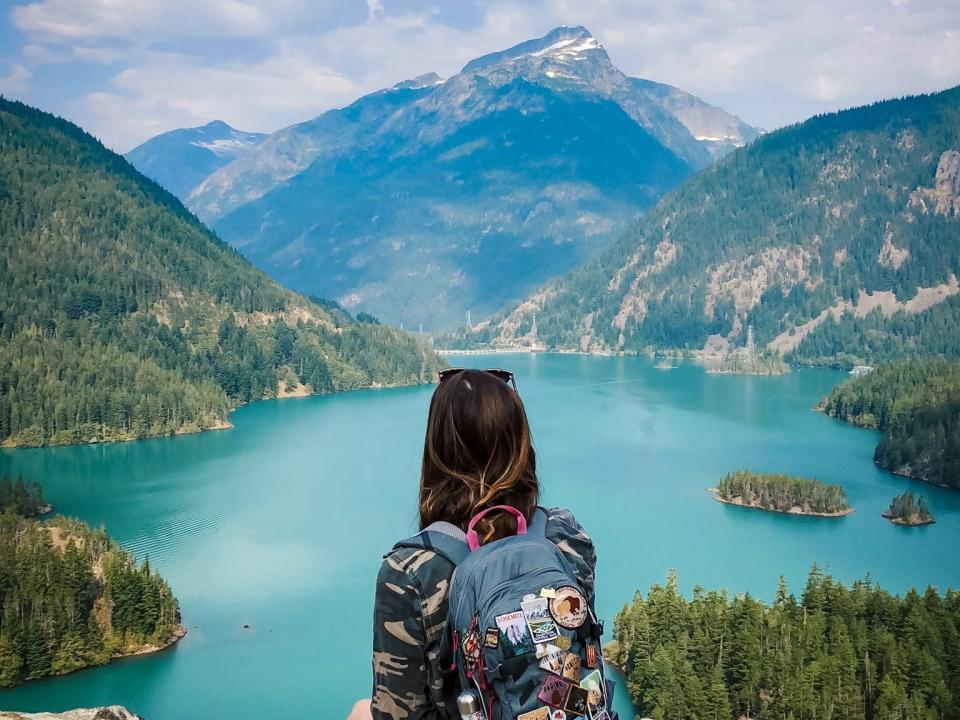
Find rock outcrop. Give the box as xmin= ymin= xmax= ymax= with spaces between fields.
xmin=0 ymin=708 xmax=142 ymax=720
xmin=908 ymin=149 xmax=960 ymax=217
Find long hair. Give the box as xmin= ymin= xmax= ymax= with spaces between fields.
xmin=419 ymin=369 xmax=539 ymax=544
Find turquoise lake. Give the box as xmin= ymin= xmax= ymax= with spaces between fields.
xmin=1 ymin=353 xmax=959 ymax=718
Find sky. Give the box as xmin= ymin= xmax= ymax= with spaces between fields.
xmin=0 ymin=0 xmax=958 ymax=153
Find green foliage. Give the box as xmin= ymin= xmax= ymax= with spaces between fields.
xmin=0 ymin=475 xmax=47 ymax=516
xmin=0 ymin=97 xmax=444 ymax=447
xmin=884 ymin=491 xmax=934 ymax=524
xmin=0 ymin=511 xmax=180 ymax=686
xmin=612 ymin=570 xmax=960 ymax=720
xmin=820 ymin=359 xmax=960 ymax=488
xmin=458 ymin=87 xmax=960 ymax=362
xmin=717 ymin=469 xmax=851 ymax=515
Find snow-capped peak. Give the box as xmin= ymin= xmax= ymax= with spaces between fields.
xmin=531 ymin=35 xmax=602 ymax=60
xmin=462 ymin=26 xmax=604 ymax=73
xmin=391 ymin=72 xmax=445 ymax=90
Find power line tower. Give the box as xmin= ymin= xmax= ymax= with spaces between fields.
xmin=530 ymin=312 xmax=538 ymax=347
xmin=465 ymin=310 xmax=472 ymax=329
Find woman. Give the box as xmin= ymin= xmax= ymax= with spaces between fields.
xmin=351 ymin=368 xmax=597 ymax=720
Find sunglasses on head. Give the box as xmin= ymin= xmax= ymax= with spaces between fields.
xmin=438 ymin=367 xmax=517 ymax=391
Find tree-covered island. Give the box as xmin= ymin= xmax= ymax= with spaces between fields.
xmin=819 ymin=358 xmax=960 ymax=489
xmin=883 ymin=491 xmax=936 ymax=526
xmin=0 ymin=491 xmax=183 ymax=687
xmin=712 ymin=470 xmax=853 ymax=517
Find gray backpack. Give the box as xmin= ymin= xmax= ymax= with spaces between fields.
xmin=396 ymin=505 xmax=616 ymax=720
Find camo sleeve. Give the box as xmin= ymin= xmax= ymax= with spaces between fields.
xmin=371 ymin=548 xmax=452 ymax=720
xmin=544 ymin=507 xmax=597 ymax=606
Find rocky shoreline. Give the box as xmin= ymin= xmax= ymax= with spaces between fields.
xmin=882 ymin=511 xmax=936 ymax=527
xmin=112 ymin=624 xmax=188 ymax=660
xmin=0 ymin=708 xmax=142 ymax=720
xmin=709 ymin=489 xmax=855 ymax=518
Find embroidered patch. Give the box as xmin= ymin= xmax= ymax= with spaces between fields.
xmin=538 ymin=674 xmax=573 ymax=708
xmin=538 ymin=645 xmax=566 ymax=673
xmin=517 ymin=708 xmax=549 ymax=720
xmin=496 ymin=610 xmax=535 ymax=658
xmin=549 ymin=710 xmax=567 ymax=720
xmin=522 ymin=595 xmax=560 ymax=644
xmin=563 ymin=685 xmax=589 ymax=716
xmin=580 ymin=669 xmax=604 ymax=717
xmin=554 ymin=634 xmax=572 ymax=651
xmin=484 ymin=627 xmax=500 ymax=649
xmin=549 ymin=586 xmax=588 ymax=629
xmin=586 ymin=644 xmax=598 ymax=668
xmin=560 ymin=651 xmax=581 ymax=681
xmin=461 ymin=625 xmax=482 ymax=671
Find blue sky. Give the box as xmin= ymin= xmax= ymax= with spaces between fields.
xmin=1 ymin=0 xmax=958 ymax=152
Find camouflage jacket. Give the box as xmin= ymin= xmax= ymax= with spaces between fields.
xmin=371 ymin=507 xmax=596 ymax=720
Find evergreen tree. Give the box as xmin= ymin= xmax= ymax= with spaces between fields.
xmin=613 ymin=570 xmax=960 ymax=720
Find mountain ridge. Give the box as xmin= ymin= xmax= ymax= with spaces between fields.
xmin=157 ymin=26 xmax=758 ymax=327
xmin=125 ymin=120 xmax=265 ymax=198
xmin=454 ymin=86 xmax=960 ymax=365
xmin=0 ymin=97 xmax=443 ymax=448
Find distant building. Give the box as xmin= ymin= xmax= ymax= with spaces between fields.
xmin=849 ymin=365 xmax=874 ymax=376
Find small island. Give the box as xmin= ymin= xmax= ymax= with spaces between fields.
xmin=711 ymin=470 xmax=853 ymax=517
xmin=883 ymin=491 xmax=935 ymax=526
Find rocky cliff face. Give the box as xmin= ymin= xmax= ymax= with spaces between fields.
xmin=0 ymin=708 xmax=142 ymax=720
xmin=909 ymin=149 xmax=960 ymax=217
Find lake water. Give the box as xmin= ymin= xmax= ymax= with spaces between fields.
xmin=1 ymin=354 xmax=959 ymax=719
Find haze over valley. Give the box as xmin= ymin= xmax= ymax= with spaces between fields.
xmin=126 ymin=26 xmax=759 ymax=328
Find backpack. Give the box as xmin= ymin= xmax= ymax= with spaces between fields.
xmin=395 ymin=505 xmax=617 ymax=720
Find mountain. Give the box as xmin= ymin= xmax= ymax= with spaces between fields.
xmin=125 ymin=120 xmax=265 ymax=198
xmin=461 ymin=87 xmax=960 ymax=365
xmin=0 ymin=97 xmax=443 ymax=448
xmin=176 ymin=26 xmax=757 ymax=328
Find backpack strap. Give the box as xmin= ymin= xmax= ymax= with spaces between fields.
xmin=391 ymin=507 xmax=549 ymax=565
xmin=391 ymin=521 xmax=470 ymax=567
xmin=528 ymin=505 xmax=549 ymax=537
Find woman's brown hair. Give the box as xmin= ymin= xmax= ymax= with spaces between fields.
xmin=419 ymin=369 xmax=539 ymax=544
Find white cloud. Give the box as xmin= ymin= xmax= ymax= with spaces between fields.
xmin=0 ymin=63 xmax=31 ymax=94
xmin=73 ymin=46 xmax=359 ymax=150
xmin=12 ymin=0 xmax=274 ymax=39
xmin=5 ymin=0 xmax=959 ymax=150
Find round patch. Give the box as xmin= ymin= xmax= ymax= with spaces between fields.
xmin=549 ymin=586 xmax=588 ymax=629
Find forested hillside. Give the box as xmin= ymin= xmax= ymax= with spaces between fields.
xmin=0 ymin=511 xmax=181 ymax=686
xmin=610 ymin=569 xmax=960 ymax=720
xmin=460 ymin=87 xmax=960 ymax=365
xmin=0 ymin=98 xmax=443 ymax=447
xmin=819 ymin=359 xmax=960 ymax=488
